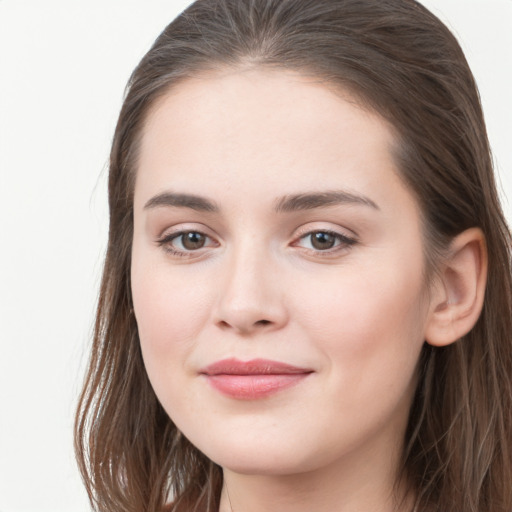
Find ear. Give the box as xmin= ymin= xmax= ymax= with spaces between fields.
xmin=425 ymin=228 xmax=488 ymax=347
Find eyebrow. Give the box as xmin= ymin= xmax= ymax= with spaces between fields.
xmin=144 ymin=192 xmax=219 ymax=212
xmin=143 ymin=189 xmax=379 ymax=213
xmin=274 ymin=190 xmax=379 ymax=212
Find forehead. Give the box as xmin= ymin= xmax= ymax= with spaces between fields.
xmin=134 ymin=68 xmax=407 ymax=212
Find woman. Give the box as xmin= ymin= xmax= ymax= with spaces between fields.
xmin=74 ymin=1 xmax=512 ymax=511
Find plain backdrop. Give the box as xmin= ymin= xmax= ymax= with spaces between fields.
xmin=0 ymin=1 xmax=510 ymax=511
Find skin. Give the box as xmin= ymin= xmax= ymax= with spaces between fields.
xmin=131 ymin=68 xmax=439 ymax=512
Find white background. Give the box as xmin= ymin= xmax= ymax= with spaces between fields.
xmin=0 ymin=1 xmax=510 ymax=511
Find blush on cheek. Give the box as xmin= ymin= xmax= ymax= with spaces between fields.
xmin=132 ymin=267 xmax=195 ymax=345
xmin=136 ymin=304 xmax=196 ymax=357
xmin=310 ymin=276 xmax=425 ymax=359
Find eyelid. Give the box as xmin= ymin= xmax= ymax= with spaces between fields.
xmin=155 ymin=220 xmax=221 ymax=242
xmin=154 ymin=222 xmax=358 ymax=259
xmin=157 ymin=230 xmax=215 ymax=246
xmin=292 ymin=222 xmax=358 ymax=241
xmin=290 ymin=224 xmax=359 ymax=255
xmin=155 ymin=224 xmax=220 ymax=258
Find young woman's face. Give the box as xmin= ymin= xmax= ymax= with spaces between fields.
xmin=131 ymin=69 xmax=432 ymax=477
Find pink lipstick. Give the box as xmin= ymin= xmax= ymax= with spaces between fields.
xmin=201 ymin=358 xmax=313 ymax=400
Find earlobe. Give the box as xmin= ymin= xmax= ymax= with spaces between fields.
xmin=425 ymin=228 xmax=488 ymax=347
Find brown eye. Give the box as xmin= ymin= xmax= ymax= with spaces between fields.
xmin=294 ymin=229 xmax=357 ymax=254
xmin=310 ymin=232 xmax=337 ymax=250
xmin=157 ymin=229 xmax=218 ymax=257
xmin=180 ymin=232 xmax=206 ymax=250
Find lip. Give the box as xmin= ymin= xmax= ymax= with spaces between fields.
xmin=200 ymin=358 xmax=313 ymax=400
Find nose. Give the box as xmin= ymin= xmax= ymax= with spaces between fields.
xmin=213 ymin=246 xmax=289 ymax=335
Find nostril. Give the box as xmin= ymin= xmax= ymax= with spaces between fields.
xmin=255 ymin=319 xmax=271 ymax=326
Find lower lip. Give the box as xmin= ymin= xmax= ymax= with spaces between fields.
xmin=206 ymin=373 xmax=310 ymax=400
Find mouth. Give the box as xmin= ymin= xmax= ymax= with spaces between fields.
xmin=200 ymin=358 xmax=314 ymax=400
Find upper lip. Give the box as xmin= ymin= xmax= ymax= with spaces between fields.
xmin=201 ymin=358 xmax=313 ymax=376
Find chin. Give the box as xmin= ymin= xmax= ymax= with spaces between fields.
xmin=214 ymin=454 xmax=311 ymax=476
xmin=195 ymin=434 xmax=328 ymax=477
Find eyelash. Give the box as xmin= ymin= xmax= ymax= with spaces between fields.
xmin=293 ymin=229 xmax=357 ymax=256
xmin=156 ymin=230 xmax=216 ymax=258
xmin=156 ymin=228 xmax=358 ymax=258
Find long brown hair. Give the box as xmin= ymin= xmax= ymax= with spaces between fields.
xmin=75 ymin=1 xmax=512 ymax=511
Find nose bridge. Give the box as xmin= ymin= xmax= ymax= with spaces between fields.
xmin=214 ymin=236 xmax=287 ymax=333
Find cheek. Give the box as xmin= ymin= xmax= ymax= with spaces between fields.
xmin=284 ymin=265 xmax=428 ymax=450
xmin=292 ymin=261 xmax=428 ymax=375
xmin=131 ymin=264 xmax=217 ymax=420
xmin=131 ymin=255 xmax=214 ymax=370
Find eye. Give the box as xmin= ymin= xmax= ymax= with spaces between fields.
xmin=175 ymin=231 xmax=208 ymax=250
xmin=308 ymin=231 xmax=338 ymax=250
xmin=295 ymin=230 xmax=357 ymax=253
xmin=157 ymin=230 xmax=217 ymax=256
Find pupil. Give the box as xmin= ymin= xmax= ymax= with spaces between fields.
xmin=182 ymin=232 xmax=205 ymax=250
xmin=311 ymin=232 xmax=335 ymax=250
